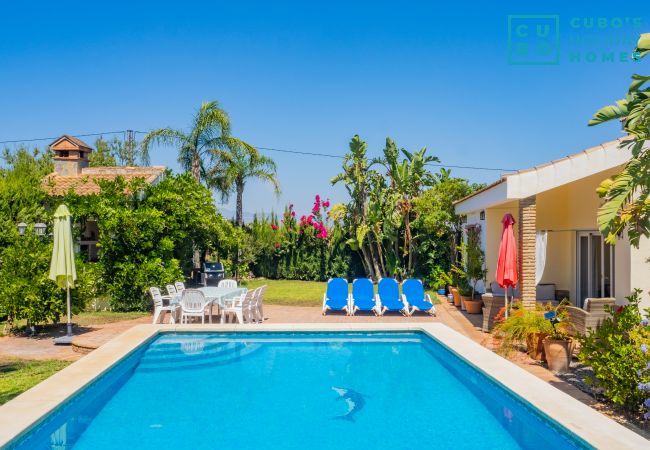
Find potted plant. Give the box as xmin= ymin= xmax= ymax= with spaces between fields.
xmin=458 ymin=283 xmax=473 ymax=311
xmin=493 ymin=303 xmax=562 ymax=361
xmin=449 ymin=265 xmax=465 ymax=307
xmin=430 ymin=266 xmax=452 ymax=297
xmin=450 ymin=286 xmax=461 ymax=306
xmin=542 ymin=308 xmax=574 ymax=373
xmin=460 ymin=226 xmax=487 ymax=314
xmin=463 ymin=293 xmax=484 ymax=314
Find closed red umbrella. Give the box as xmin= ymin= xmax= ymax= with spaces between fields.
xmin=496 ymin=213 xmax=518 ymax=318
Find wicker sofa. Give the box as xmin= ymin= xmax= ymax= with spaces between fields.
xmin=481 ymin=283 xmax=519 ymax=332
xmin=565 ymin=298 xmax=615 ymax=336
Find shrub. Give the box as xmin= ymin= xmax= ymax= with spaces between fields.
xmin=62 ymin=173 xmax=230 ymax=311
xmin=578 ymin=290 xmax=650 ymax=411
xmin=0 ymin=230 xmax=91 ymax=330
xmin=494 ymin=302 xmax=568 ymax=356
xmin=249 ymin=197 xmax=360 ymax=281
xmin=106 ymin=258 xmax=181 ymax=311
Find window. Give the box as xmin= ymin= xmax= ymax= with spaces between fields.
xmin=576 ymin=231 xmax=615 ymax=306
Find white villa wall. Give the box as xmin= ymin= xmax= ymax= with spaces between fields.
xmin=615 ymin=234 xmax=632 ymax=303
xmin=536 ymin=185 xmax=572 ymax=295
xmin=630 ymin=236 xmax=650 ymax=310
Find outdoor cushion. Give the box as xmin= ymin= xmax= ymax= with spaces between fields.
xmin=378 ymin=279 xmax=404 ymax=310
xmin=403 ymin=279 xmax=433 ymax=310
xmin=325 ymin=278 xmax=348 ymax=310
xmin=490 ymin=281 xmax=519 ymax=298
xmin=536 ymin=284 xmax=556 ymax=301
xmin=352 ymin=278 xmax=375 ymax=309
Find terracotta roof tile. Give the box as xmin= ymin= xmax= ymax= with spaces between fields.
xmin=43 ymin=166 xmax=166 ymax=196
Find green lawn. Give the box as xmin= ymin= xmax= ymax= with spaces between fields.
xmin=241 ymin=279 xmax=326 ymax=306
xmin=240 ymin=278 xmax=441 ymax=307
xmin=0 ymin=358 xmax=71 ymax=405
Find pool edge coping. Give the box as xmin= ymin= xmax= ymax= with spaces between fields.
xmin=0 ymin=323 xmax=646 ymax=449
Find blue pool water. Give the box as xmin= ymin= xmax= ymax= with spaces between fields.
xmin=10 ymin=332 xmax=590 ymax=450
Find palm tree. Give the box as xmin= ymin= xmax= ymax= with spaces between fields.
xmin=332 ymin=135 xmax=382 ymax=278
xmin=208 ymin=137 xmax=280 ymax=227
xmin=140 ymin=101 xmax=231 ymax=184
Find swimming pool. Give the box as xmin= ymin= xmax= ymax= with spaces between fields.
xmin=5 ymin=329 xmax=597 ymax=450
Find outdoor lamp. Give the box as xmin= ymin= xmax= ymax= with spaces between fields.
xmin=17 ymin=222 xmax=27 ymax=236
xmin=34 ymin=222 xmax=47 ymax=236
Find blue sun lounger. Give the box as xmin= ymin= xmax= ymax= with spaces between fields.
xmin=350 ymin=278 xmax=379 ymax=315
xmin=402 ymin=279 xmax=436 ymax=316
xmin=377 ymin=278 xmax=409 ymax=316
xmin=322 ymin=278 xmax=350 ymax=315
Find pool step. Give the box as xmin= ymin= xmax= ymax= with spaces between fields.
xmin=136 ymin=341 xmax=262 ymax=373
xmin=140 ymin=341 xmax=245 ymax=363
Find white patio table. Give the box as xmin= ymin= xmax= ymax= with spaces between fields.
xmin=171 ymin=286 xmax=247 ymax=323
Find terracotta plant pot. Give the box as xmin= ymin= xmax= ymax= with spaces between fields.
xmin=460 ymin=295 xmax=472 ymax=311
xmin=526 ymin=333 xmax=548 ymax=361
xmin=451 ymin=288 xmax=461 ymax=307
xmin=463 ymin=298 xmax=483 ymax=314
xmin=543 ymin=338 xmax=575 ymax=373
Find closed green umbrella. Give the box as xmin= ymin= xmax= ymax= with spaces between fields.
xmin=49 ymin=204 xmax=77 ymax=344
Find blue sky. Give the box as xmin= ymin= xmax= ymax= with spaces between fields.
xmin=0 ymin=1 xmax=646 ymax=220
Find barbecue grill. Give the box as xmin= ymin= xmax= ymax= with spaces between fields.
xmin=201 ymin=261 xmax=225 ymax=286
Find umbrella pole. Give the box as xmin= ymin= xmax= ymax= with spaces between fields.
xmin=66 ymin=285 xmax=72 ymax=337
xmin=505 ymin=291 xmax=509 ymax=319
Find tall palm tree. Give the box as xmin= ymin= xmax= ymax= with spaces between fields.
xmin=332 ymin=135 xmax=382 ymax=278
xmin=208 ymin=138 xmax=280 ymax=227
xmin=140 ymin=101 xmax=231 ymax=184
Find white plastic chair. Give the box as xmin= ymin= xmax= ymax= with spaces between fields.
xmin=221 ymin=289 xmax=255 ymax=324
xmin=175 ymin=281 xmax=186 ymax=293
xmin=253 ymin=285 xmax=267 ymax=323
xmin=179 ymin=289 xmax=207 ymax=324
xmin=218 ymin=279 xmax=238 ymax=288
xmin=150 ymin=287 xmax=179 ymax=324
xmin=164 ymin=284 xmax=177 ymax=304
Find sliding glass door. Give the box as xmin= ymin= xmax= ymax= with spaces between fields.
xmin=576 ymin=231 xmax=614 ymax=307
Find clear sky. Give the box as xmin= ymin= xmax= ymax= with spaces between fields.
xmin=0 ymin=1 xmax=647 ymax=220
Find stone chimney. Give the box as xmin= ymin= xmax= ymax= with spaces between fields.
xmin=49 ymin=135 xmax=93 ymax=176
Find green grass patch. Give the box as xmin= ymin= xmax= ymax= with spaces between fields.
xmin=241 ymin=279 xmax=326 ymax=306
xmin=0 ymin=358 xmax=71 ymax=405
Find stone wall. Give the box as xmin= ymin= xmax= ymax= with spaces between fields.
xmin=518 ymin=196 xmax=537 ymax=309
